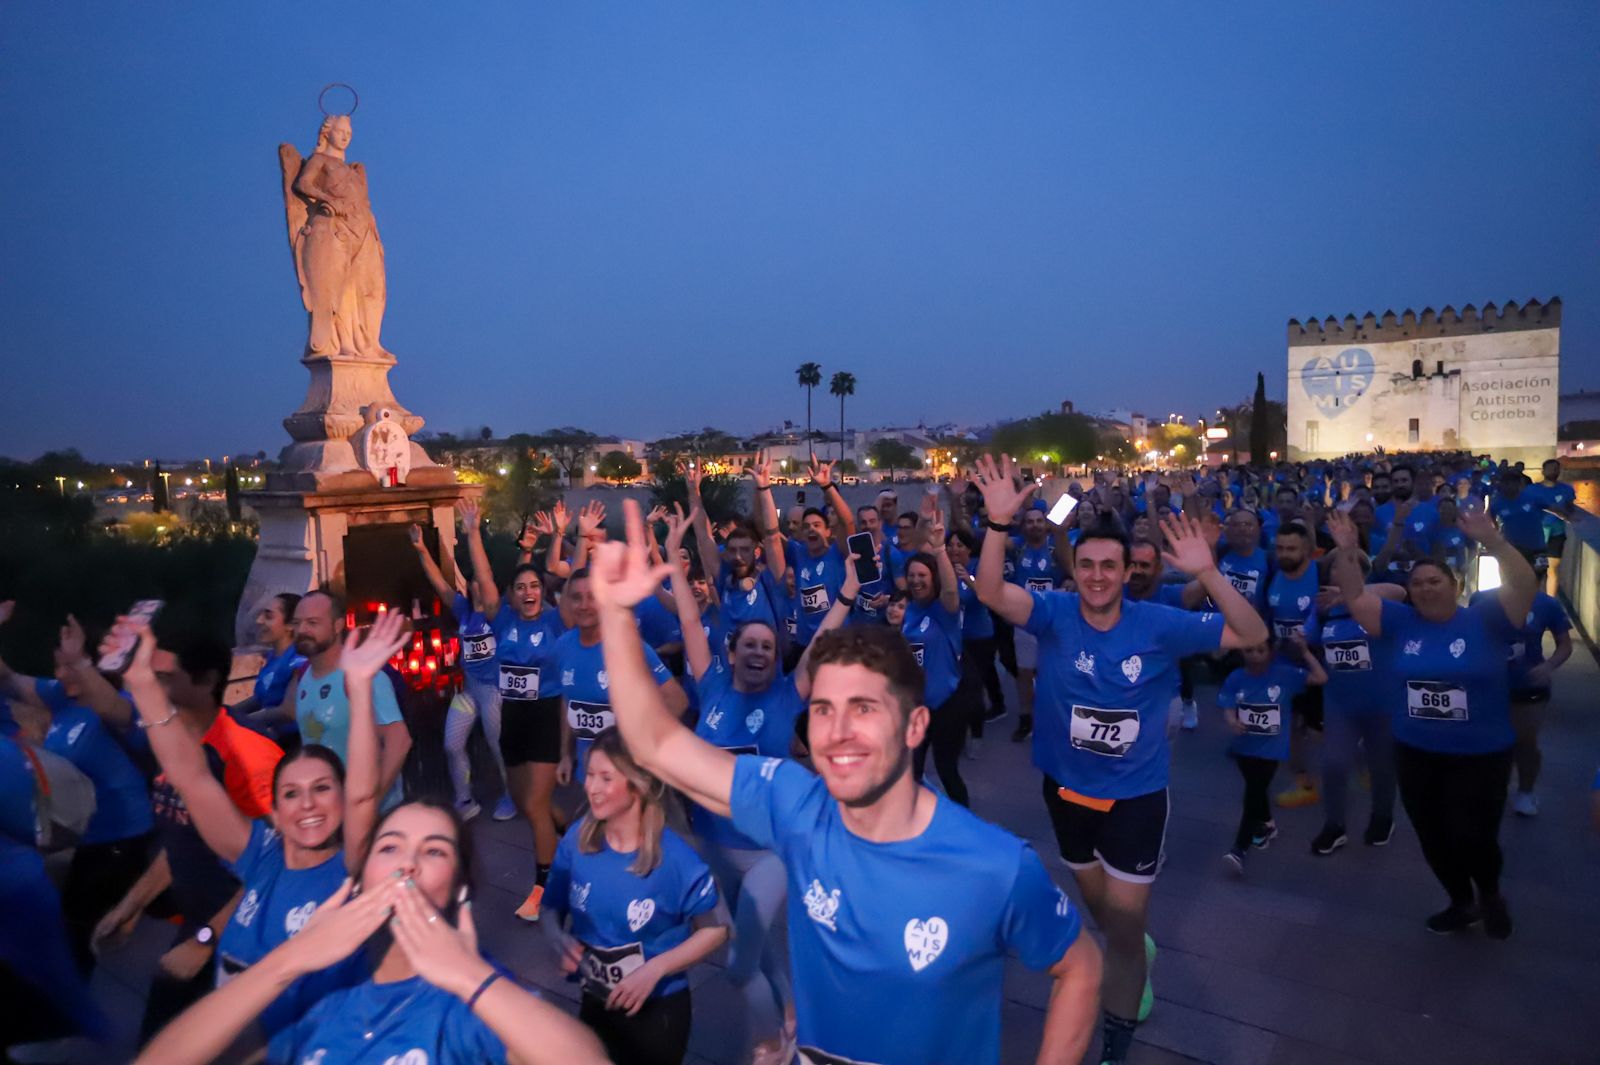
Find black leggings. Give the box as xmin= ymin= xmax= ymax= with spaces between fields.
xmin=1395 ymin=742 xmax=1513 ymax=907
xmin=994 ymin=617 xmax=1018 ymax=677
xmin=1232 ymin=755 xmax=1278 ymax=851
xmin=961 ymin=636 xmax=1004 ymax=738
xmin=580 ymin=988 xmax=692 ymax=1065
xmin=913 ymin=693 xmax=970 ymax=807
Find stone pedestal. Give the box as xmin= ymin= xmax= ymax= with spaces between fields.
xmin=235 ymin=480 xmax=482 ymax=643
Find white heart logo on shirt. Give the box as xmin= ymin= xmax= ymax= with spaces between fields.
xmin=627 ymin=898 xmax=655 ymax=932
xmin=745 ymin=707 xmax=766 ymax=734
xmin=1449 ymin=639 xmax=1466 ymax=658
xmin=903 ymin=916 xmax=949 ymax=972
xmin=571 ymin=882 xmax=591 ymax=913
xmin=598 ymin=670 xmax=609 ymax=691
xmin=1267 ymin=685 xmax=1281 ymax=701
xmin=532 ymin=632 xmax=543 ymax=647
xmin=1121 ymin=656 xmax=1142 ymax=683
xmin=919 ymin=617 xmax=929 ymax=633
xmin=1297 ymin=596 xmax=1310 ymax=611
xmin=746 ymin=588 xmax=758 ymax=606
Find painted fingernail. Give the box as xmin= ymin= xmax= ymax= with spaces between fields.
xmin=404 ymin=877 xmax=415 ymax=889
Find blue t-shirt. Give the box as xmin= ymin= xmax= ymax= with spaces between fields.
xmin=451 ymin=593 xmax=499 ymax=687
xmin=1009 ymin=543 xmax=1064 ymax=594
xmin=1024 ymin=593 xmax=1224 ymax=798
xmin=787 ymin=542 xmax=847 ymax=646
xmin=293 ymin=666 xmax=404 ymax=759
xmin=1470 ymin=590 xmax=1570 ymax=693
xmin=254 ymin=647 xmax=307 ymax=711
xmin=1539 ymin=481 xmax=1575 ymax=540
xmin=1373 ymin=597 xmax=1517 ymax=754
xmin=690 ymin=664 xmax=805 ymax=850
xmin=958 ymin=568 xmax=995 ymax=640
xmin=1218 ymin=663 xmax=1308 ymax=761
xmin=717 ymin=566 xmax=786 ymax=639
xmin=0 ymin=733 xmax=35 ymax=854
xmin=220 ymin=820 xmax=365 ymax=1035
xmin=1491 ymin=490 xmax=1550 ymax=550
xmin=1318 ymin=609 xmax=1386 ymax=719
xmin=556 ymin=630 xmax=673 ymax=782
xmin=1216 ymin=547 xmax=1270 ymax=614
xmin=267 ymin=976 xmax=506 ymax=1065
xmin=1432 ymin=526 xmax=1472 ymax=574
xmin=635 ymin=596 xmax=683 ymax=651
xmin=1265 ymin=567 xmax=1319 ymax=648
xmin=730 ymin=756 xmax=1082 ymax=1065
xmin=902 ymin=597 xmax=962 ymax=708
xmin=38 ymin=700 xmax=152 ymax=846
xmin=544 ymin=823 xmax=718 ymax=1001
xmin=851 ymin=538 xmax=899 ymax=625
xmin=1373 ymin=499 xmax=1438 ymax=557
xmin=490 ymin=604 xmax=566 ymax=703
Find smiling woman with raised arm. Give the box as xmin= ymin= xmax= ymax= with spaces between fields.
xmin=112 ymin=610 xmax=408 ymax=1044
xmin=592 ymin=499 xmax=1100 ymax=1065
xmin=1327 ymin=507 xmax=1533 ymax=939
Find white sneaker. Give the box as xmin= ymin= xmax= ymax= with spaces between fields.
xmin=456 ymin=799 xmax=482 ymax=822
xmin=1181 ymin=700 xmax=1200 ymax=731
xmin=1512 ymin=791 xmax=1539 ymax=817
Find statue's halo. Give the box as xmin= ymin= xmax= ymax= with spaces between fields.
xmin=318 ymin=83 xmax=360 ymax=118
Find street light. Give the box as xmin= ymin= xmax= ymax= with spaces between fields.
xmin=497 ymin=467 xmax=508 ymax=476
xmin=54 ymin=476 xmax=65 ymax=495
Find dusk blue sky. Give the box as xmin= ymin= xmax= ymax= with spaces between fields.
xmin=3 ymin=2 xmax=1597 ymax=462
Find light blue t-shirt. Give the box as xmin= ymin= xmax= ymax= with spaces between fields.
xmin=1008 ymin=543 xmax=1064 ymax=594
xmin=901 ymin=596 xmax=962 ymax=708
xmin=544 ymin=823 xmax=719 ymax=1001
xmin=219 ymin=820 xmax=365 ymax=1036
xmin=787 ymin=542 xmax=847 ymax=646
xmin=958 ymin=563 xmax=995 ymax=640
xmin=1373 ymin=597 xmax=1517 ymax=754
xmin=1024 ymin=593 xmax=1224 ymax=798
xmin=716 ymin=565 xmax=786 ymax=639
xmin=1216 ymin=547 xmax=1271 ymax=614
xmin=293 ymin=666 xmax=403 ymax=758
xmin=1491 ymin=489 xmax=1551 ymax=550
xmin=1318 ymin=609 xmax=1387 ymax=719
xmin=1218 ymin=662 xmax=1308 ymax=761
xmin=555 ymin=630 xmax=672 ymax=782
xmin=690 ymin=664 xmax=804 ymax=850
xmin=730 ymin=756 xmax=1082 ymax=1065
xmin=1265 ymin=567 xmax=1320 ymax=648
xmin=267 ymin=976 xmax=506 ymax=1065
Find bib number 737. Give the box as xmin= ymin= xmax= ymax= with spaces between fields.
xmin=1069 ymin=706 xmax=1140 ymax=758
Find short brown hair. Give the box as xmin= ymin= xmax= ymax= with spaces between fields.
xmin=804 ymin=625 xmax=923 ymax=718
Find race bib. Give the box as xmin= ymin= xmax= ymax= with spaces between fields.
xmin=800 ymin=585 xmax=830 ymax=615
xmin=1025 ymin=577 xmax=1053 ymax=593
xmin=1324 ymin=640 xmax=1371 ymax=672
xmin=1272 ymin=619 xmax=1304 ymax=640
xmin=1237 ymin=701 xmax=1281 ymax=736
xmin=580 ymin=941 xmax=644 ymax=998
xmin=909 ymin=642 xmax=925 ymax=667
xmin=1069 ymin=705 xmax=1140 ymax=758
xmin=216 ymin=953 xmax=248 ymax=988
xmin=462 ymin=632 xmax=495 ymax=663
xmin=719 ymin=744 xmax=760 ymax=756
xmin=785 ymin=616 xmax=798 ymax=637
xmin=1226 ymin=571 xmax=1259 ymax=598
xmin=568 ymin=699 xmax=615 ymax=740
xmin=499 ymin=664 xmax=540 ymax=700
xmin=1406 ymin=681 xmax=1469 ymax=721
xmin=798 ymin=1050 xmax=883 ymax=1065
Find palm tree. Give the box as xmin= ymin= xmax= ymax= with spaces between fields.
xmin=796 ymin=362 xmax=822 ymax=446
xmin=829 ymin=371 xmax=856 ymax=461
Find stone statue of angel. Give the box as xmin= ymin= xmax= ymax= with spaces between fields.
xmin=279 ymin=112 xmax=389 ymax=360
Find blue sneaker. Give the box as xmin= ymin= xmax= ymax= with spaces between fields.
xmin=492 ymin=796 xmax=517 ymax=822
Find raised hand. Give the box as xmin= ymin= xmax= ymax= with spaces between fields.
xmin=749 ymin=449 xmax=773 ymax=489
xmin=100 ymin=619 xmax=158 ymax=690
xmin=972 ymin=454 xmax=1037 ymax=526
xmin=579 ymin=501 xmax=607 ymax=541
xmin=58 ymin=615 xmax=89 ymax=663
xmin=1457 ymin=506 xmax=1500 ymax=545
xmin=808 ymin=453 xmax=834 ymax=488
xmin=1326 ymin=510 xmax=1360 ymax=552
xmin=342 ymin=609 xmax=410 ymax=681
xmin=552 ymin=501 xmax=572 ymax=534
xmin=840 ymin=546 xmax=863 ymax=599
xmin=663 ymin=503 xmax=699 ymax=560
xmin=408 ymin=523 xmax=425 ymax=549
xmin=920 ymin=493 xmax=947 ymax=548
xmin=678 ymin=460 xmax=703 ymax=495
xmin=645 ymin=504 xmax=669 ymax=527
xmin=531 ymin=511 xmax=556 ymax=538
xmin=589 ymin=500 xmax=676 ymax=612
xmin=516 ymin=521 xmax=537 ymax=554
xmin=276 ymin=876 xmax=403 ymax=979
xmin=1158 ymin=512 xmax=1219 ymax=577
xmin=454 ymin=497 xmax=481 ymax=529
xmin=389 ymin=879 xmax=493 ymax=1000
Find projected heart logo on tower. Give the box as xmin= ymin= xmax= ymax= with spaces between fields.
xmin=1300 ymin=348 xmax=1375 ymax=418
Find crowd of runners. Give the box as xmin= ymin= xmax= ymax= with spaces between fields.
xmin=0 ymin=447 xmax=1590 ymax=1065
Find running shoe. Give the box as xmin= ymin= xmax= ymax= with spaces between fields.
xmin=1363 ymin=816 xmax=1394 ymax=846
xmin=1425 ymin=905 xmax=1481 ymax=935
xmin=514 ymin=883 xmax=545 ymax=923
xmin=1511 ymin=791 xmax=1539 ymax=818
xmin=1481 ymin=895 xmax=1513 ymax=940
xmin=1275 ymin=779 xmax=1320 ymax=808
xmin=1224 ymin=848 xmax=1245 ymax=876
xmin=1250 ymin=821 xmax=1278 ymax=849
xmin=749 ymin=1029 xmax=798 ymax=1065
xmin=1310 ymin=826 xmax=1347 ymax=856
xmin=456 ymin=799 xmax=483 ymax=823
xmin=1011 ymin=715 xmax=1033 ymax=743
xmin=1180 ymin=700 xmax=1200 ymax=731
xmin=492 ymin=796 xmax=517 ymax=821
xmin=1137 ymin=934 xmax=1156 ymax=1022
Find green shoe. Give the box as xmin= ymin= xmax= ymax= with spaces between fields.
xmin=1137 ymin=934 xmax=1156 ymax=1021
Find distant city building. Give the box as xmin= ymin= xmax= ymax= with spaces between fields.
xmin=1286 ymin=299 xmax=1560 ymax=464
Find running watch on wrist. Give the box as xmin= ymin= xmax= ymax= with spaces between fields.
xmin=193 ymin=925 xmax=216 ymax=948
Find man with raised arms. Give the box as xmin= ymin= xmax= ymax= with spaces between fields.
xmin=972 ymin=454 xmax=1267 ymax=1065
xmin=593 ymin=500 xmax=1101 ymax=1065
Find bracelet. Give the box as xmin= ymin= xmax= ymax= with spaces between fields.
xmin=137 ymin=706 xmax=180 ymax=730
xmin=985 ymin=519 xmax=1012 ymax=534
xmin=837 ymin=592 xmax=858 ymax=608
xmin=467 ymin=970 xmax=502 ymax=1011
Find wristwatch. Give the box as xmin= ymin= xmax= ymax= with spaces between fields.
xmin=193 ymin=925 xmax=216 ymax=947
